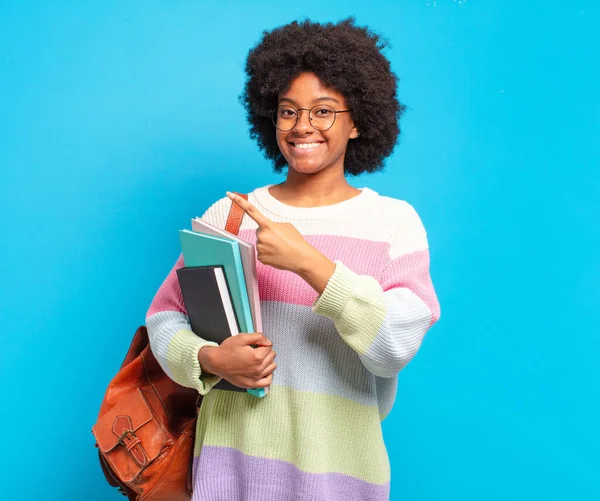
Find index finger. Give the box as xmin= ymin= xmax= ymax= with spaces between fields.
xmin=226 ymin=191 xmax=272 ymax=227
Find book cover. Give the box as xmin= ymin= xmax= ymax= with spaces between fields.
xmin=179 ymin=229 xmax=254 ymax=334
xmin=191 ymin=217 xmax=262 ymax=332
xmin=176 ymin=265 xmax=248 ymax=393
xmin=176 ymin=266 xmax=239 ymax=342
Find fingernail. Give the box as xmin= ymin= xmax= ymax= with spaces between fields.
xmin=226 ymin=191 xmax=233 ymax=199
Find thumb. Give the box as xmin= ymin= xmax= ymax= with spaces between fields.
xmin=239 ymin=332 xmax=272 ymax=347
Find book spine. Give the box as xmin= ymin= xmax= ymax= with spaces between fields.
xmin=231 ymin=246 xmax=254 ymax=333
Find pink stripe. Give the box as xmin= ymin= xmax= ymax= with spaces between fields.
xmin=380 ymin=249 xmax=440 ymax=324
xmin=239 ymin=231 xmax=390 ymax=307
xmin=146 ymin=254 xmax=187 ymax=317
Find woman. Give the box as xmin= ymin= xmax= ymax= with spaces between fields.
xmin=146 ymin=18 xmax=440 ymax=501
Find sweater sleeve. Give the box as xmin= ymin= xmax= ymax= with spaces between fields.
xmin=145 ymin=197 xmax=230 ymax=394
xmin=312 ymin=203 xmax=441 ymax=378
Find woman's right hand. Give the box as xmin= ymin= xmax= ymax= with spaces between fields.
xmin=198 ymin=333 xmax=276 ymax=389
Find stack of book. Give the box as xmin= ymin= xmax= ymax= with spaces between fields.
xmin=177 ymin=217 xmax=266 ymax=398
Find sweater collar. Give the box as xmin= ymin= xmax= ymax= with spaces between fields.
xmin=252 ymin=184 xmax=377 ymax=220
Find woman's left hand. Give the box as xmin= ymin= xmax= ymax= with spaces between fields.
xmin=226 ymin=192 xmax=319 ymax=274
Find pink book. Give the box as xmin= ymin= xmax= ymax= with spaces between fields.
xmin=191 ymin=217 xmax=262 ymax=333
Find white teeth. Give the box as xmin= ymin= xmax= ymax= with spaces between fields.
xmin=293 ymin=142 xmax=322 ymax=149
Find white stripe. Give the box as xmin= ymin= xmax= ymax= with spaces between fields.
xmin=146 ymin=310 xmax=190 ymax=379
xmin=360 ymin=288 xmax=433 ymax=378
xmin=199 ymin=190 xmax=428 ymax=256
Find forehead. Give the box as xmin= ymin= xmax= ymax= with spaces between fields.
xmin=279 ymin=72 xmax=347 ymax=105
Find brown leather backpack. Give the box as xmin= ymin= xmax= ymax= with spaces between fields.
xmin=92 ymin=194 xmax=247 ymax=500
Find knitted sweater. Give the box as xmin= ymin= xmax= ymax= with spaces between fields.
xmin=146 ymin=184 xmax=440 ymax=501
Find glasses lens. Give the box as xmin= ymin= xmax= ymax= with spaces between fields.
xmin=310 ymin=105 xmax=336 ymax=130
xmin=273 ymin=106 xmax=297 ymax=131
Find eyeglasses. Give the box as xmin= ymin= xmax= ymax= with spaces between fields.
xmin=271 ymin=104 xmax=351 ymax=132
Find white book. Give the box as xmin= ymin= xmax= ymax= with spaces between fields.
xmin=191 ymin=217 xmax=263 ymax=333
xmin=214 ymin=267 xmax=241 ymax=336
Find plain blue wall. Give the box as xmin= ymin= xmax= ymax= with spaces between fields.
xmin=1 ymin=1 xmax=598 ymax=499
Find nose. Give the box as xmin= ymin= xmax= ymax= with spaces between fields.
xmin=293 ymin=109 xmax=314 ymax=133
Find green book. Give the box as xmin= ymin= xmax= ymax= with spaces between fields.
xmin=179 ymin=229 xmax=254 ymax=334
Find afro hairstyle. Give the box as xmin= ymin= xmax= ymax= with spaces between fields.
xmin=240 ymin=17 xmax=405 ymax=176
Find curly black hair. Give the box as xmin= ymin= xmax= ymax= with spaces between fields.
xmin=240 ymin=18 xmax=404 ymax=176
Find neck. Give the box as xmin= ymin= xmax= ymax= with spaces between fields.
xmin=271 ymin=168 xmax=360 ymax=208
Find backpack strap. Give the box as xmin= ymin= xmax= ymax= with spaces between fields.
xmin=224 ymin=192 xmax=247 ymax=235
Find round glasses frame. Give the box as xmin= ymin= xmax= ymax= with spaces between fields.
xmin=271 ymin=104 xmax=352 ymax=132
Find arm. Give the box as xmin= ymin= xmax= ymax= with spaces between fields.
xmin=146 ymin=253 xmax=223 ymax=394
xmin=308 ymin=205 xmax=441 ymax=378
xmin=223 ymin=191 xmax=440 ymax=378
xmin=145 ymin=198 xmax=231 ymax=394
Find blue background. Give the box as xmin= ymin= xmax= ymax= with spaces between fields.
xmin=1 ymin=1 xmax=598 ymax=499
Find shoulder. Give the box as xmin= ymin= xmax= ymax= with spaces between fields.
xmin=367 ymin=190 xmax=426 ymax=233
xmin=374 ymin=192 xmax=424 ymax=226
xmin=368 ymin=190 xmax=429 ymax=253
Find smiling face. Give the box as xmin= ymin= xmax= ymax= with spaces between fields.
xmin=276 ymin=72 xmax=359 ymax=177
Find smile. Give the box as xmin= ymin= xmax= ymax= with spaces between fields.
xmin=289 ymin=141 xmax=325 ymax=150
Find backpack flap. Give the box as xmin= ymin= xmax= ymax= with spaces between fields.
xmin=92 ymin=388 xmax=166 ymax=483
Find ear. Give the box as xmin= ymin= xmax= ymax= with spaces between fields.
xmin=349 ymin=123 xmax=360 ymax=139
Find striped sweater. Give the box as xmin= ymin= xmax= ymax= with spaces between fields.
xmin=146 ymin=184 xmax=440 ymax=501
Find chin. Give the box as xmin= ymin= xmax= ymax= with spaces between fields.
xmin=284 ymin=153 xmax=327 ymax=172
xmin=287 ymin=161 xmax=325 ymax=175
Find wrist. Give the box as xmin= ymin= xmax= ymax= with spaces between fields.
xmin=296 ymin=248 xmax=325 ymax=276
xmin=296 ymin=250 xmax=336 ymax=295
xmin=198 ymin=345 xmax=220 ymax=376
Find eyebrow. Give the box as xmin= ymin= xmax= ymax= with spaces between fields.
xmin=278 ymin=96 xmax=340 ymax=105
